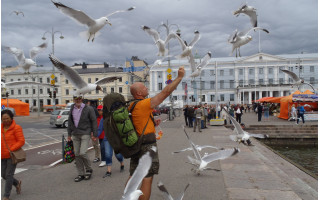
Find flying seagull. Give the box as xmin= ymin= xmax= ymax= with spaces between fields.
xmin=228 ymin=27 xmax=269 ymax=57
xmin=280 ymin=69 xmax=315 ymax=92
xmin=142 ymin=25 xmax=169 ymax=56
xmin=165 ymin=30 xmax=201 ymax=59
xmin=1 ymin=81 xmax=56 ymax=89
xmin=49 ymin=54 xmax=121 ymax=96
xmin=143 ymin=55 xmax=175 ymax=80
xmin=189 ymin=51 xmax=211 ymax=78
xmin=172 ymin=144 xmax=222 ymax=154
xmin=121 ymin=146 xmax=157 ymax=200
xmin=157 ymin=181 xmax=190 ymax=200
xmin=233 ymin=3 xmax=257 ymax=28
xmin=51 ymin=0 xmax=135 ymax=42
xmin=223 ymin=108 xmax=268 ymax=145
xmin=2 ymin=43 xmax=47 ymax=73
xmin=10 ymin=11 xmax=24 ymax=17
xmin=182 ymin=125 xmax=239 ymax=175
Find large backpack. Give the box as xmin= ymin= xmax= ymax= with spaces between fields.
xmin=102 ymin=93 xmax=149 ymax=158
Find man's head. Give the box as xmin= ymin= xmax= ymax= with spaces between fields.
xmin=97 ymin=105 xmax=103 ymax=116
xmin=73 ymin=95 xmax=83 ymax=107
xmin=130 ymin=82 xmax=148 ymax=99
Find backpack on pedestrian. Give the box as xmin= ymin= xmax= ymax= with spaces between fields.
xmin=102 ymin=93 xmax=149 ymax=158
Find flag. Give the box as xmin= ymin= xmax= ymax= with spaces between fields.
xmin=184 ymin=83 xmax=188 ymax=100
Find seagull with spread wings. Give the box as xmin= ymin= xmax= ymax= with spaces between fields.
xmin=189 ymin=51 xmax=211 ymax=78
xmin=49 ymin=54 xmax=120 ymax=96
xmin=10 ymin=11 xmax=24 ymax=17
xmin=157 ymin=181 xmax=190 ymax=200
xmin=228 ymin=27 xmax=269 ymax=57
xmin=233 ymin=3 xmax=257 ymax=28
xmin=280 ymin=69 xmax=315 ymax=92
xmin=52 ymin=0 xmax=135 ymax=42
xmin=142 ymin=25 xmax=169 ymax=56
xmin=1 ymin=81 xmax=56 ymax=89
xmin=2 ymin=42 xmax=47 ymax=73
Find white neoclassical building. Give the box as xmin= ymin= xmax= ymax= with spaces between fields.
xmin=149 ymin=52 xmax=318 ymax=106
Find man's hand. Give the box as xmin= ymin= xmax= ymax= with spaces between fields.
xmin=91 ymin=132 xmax=97 ymax=141
xmin=177 ymin=66 xmax=185 ymax=79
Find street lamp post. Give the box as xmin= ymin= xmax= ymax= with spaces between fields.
xmin=158 ymin=20 xmax=181 ymax=121
xmin=42 ymin=27 xmax=64 ymax=111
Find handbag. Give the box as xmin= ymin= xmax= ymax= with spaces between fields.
xmin=2 ymin=132 xmax=26 ymax=164
xmin=64 ymin=140 xmax=75 ymax=163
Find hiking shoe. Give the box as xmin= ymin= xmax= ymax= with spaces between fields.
xmin=99 ymin=161 xmax=107 ymax=167
xmin=93 ymin=158 xmax=100 ymax=163
xmin=103 ymin=171 xmax=111 ymax=178
xmin=74 ymin=175 xmax=85 ymax=182
xmin=120 ymin=165 xmax=124 ymax=172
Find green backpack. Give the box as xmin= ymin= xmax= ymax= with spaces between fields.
xmin=103 ymin=93 xmax=150 ymax=158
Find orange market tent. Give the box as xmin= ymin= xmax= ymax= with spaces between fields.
xmin=1 ymin=99 xmax=29 ymax=116
xmin=254 ymin=97 xmax=274 ymax=102
xmin=263 ymin=96 xmax=283 ymax=103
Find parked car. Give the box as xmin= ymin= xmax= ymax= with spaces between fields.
xmin=152 ymin=107 xmax=161 ymax=116
xmin=159 ymin=106 xmax=170 ymax=114
xmin=50 ymin=109 xmax=70 ymax=128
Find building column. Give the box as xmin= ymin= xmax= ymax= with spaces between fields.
xmin=264 ymin=66 xmax=268 ymax=84
xmin=259 ymin=91 xmax=262 ymax=99
xmin=162 ymin=71 xmax=166 ymax=90
xmin=150 ymin=71 xmax=153 ymax=92
xmin=248 ymin=91 xmax=252 ymax=104
xmin=154 ymin=71 xmax=158 ymax=91
xmin=270 ymin=91 xmax=273 ymax=97
xmin=280 ymin=90 xmax=284 ymax=96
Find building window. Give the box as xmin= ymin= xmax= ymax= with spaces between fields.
xmin=249 ymin=68 xmax=254 ymax=75
xmin=158 ymin=83 xmax=162 ymax=90
xmin=239 ymin=68 xmax=243 ymax=75
xmin=119 ymin=77 xmax=122 ymax=82
xmin=289 ymin=78 xmax=293 ymax=83
xmin=210 ymin=81 xmax=215 ymax=89
xmin=40 ymin=89 xmax=43 ymax=94
xmin=103 ymin=87 xmax=107 ymax=93
xmin=310 ymin=66 xmax=314 ymax=72
xmin=310 ymin=77 xmax=315 ymax=84
xmin=201 ymin=70 xmax=205 ymax=77
xmin=25 ymin=78 xmax=28 ymax=81
xmin=25 ymin=89 xmax=28 ymax=94
xmin=18 ymin=79 xmax=21 ymax=81
xmin=259 ymin=79 xmax=264 ymax=85
xmin=259 ymin=68 xmax=263 ymax=74
xmin=96 ymin=78 xmax=98 ymax=82
xmin=230 ymin=94 xmax=234 ymax=101
xmin=66 ymin=89 xmax=69 ymax=95
xmin=229 ymin=69 xmax=234 ymax=75
xmin=249 ymin=79 xmax=254 ymax=84
xmin=66 ymin=79 xmax=69 ymax=84
xmin=88 ymin=78 xmax=91 ymax=83
xmin=289 ymin=67 xmax=293 ymax=71
xmin=96 ymin=90 xmax=99 ymax=94
xmin=10 ymin=90 xmax=14 ymax=95
xmin=111 ymin=87 xmax=114 ymax=93
xmin=279 ymin=66 xmax=284 ymax=73
xmin=39 ymin=78 xmax=42 ymax=83
xmin=201 ymin=95 xmax=205 ymax=102
xmin=191 ymin=95 xmax=195 ymax=102
xmin=210 ymin=95 xmax=215 ymax=102
xmin=268 ymin=79 xmax=273 ymax=84
xmin=158 ymin=72 xmax=162 ymax=78
xmin=18 ymin=89 xmax=21 ymax=95
xmin=47 ymin=77 xmax=50 ymax=83
xmin=239 ymin=80 xmax=244 ymax=86
xmin=268 ymin=68 xmax=273 ymax=74
xmin=220 ymin=94 xmax=224 ymax=101
xmin=220 ymin=80 xmax=224 ymax=89
xmin=229 ymin=80 xmax=234 ymax=89
xmin=119 ymin=87 xmax=122 ymax=93
xmin=210 ymin=70 xmax=215 ymax=76
xmin=279 ymin=78 xmax=284 ymax=84
xmin=200 ymin=81 xmax=205 ymax=89
xmin=220 ymin=70 xmax=224 ymax=76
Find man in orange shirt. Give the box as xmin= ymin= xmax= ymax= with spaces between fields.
xmin=127 ymin=66 xmax=185 ymax=200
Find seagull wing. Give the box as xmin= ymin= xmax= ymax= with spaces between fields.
xmin=176 ymin=183 xmax=190 ymax=200
xmin=188 ymin=30 xmax=201 ymax=47
xmin=228 ymin=29 xmax=238 ymax=43
xmin=223 ymin=108 xmax=244 ymax=135
xmin=105 ymin=6 xmax=135 ymax=18
xmin=188 ymin=53 xmax=196 ymax=72
xmin=280 ymin=69 xmax=300 ymax=82
xmin=246 ymin=10 xmax=257 ymax=27
xmin=302 ymin=82 xmax=316 ymax=93
xmin=202 ymin=148 xmax=239 ymax=164
xmin=5 ymin=81 xmax=52 ymax=87
xmin=243 ymin=27 xmax=269 ymax=36
xmin=182 ymin=125 xmax=201 ymax=160
xmin=123 ymin=147 xmax=156 ymax=197
xmin=196 ymin=52 xmax=211 ymax=69
xmin=249 ymin=133 xmax=268 ymax=139
xmin=142 ymin=26 xmax=160 ymax=42
xmin=52 ymin=0 xmax=96 ymax=27
xmin=49 ymin=54 xmax=87 ymax=89
xmin=157 ymin=181 xmax=174 ymax=200
xmin=29 ymin=43 xmax=47 ymax=60
xmin=94 ymin=76 xmax=120 ymax=85
xmin=2 ymin=46 xmax=25 ymax=64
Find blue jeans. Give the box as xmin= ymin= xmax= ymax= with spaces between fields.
xmin=103 ymin=138 xmax=123 ymax=166
xmin=99 ymin=139 xmax=106 ymax=162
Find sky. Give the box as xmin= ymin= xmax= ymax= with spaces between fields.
xmin=1 ymin=0 xmax=318 ymax=70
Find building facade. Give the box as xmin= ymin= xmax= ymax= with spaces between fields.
xmin=149 ymin=52 xmax=318 ymax=106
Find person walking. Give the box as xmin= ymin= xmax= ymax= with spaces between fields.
xmin=126 ymin=66 xmax=185 ymax=200
xmin=203 ymin=103 xmax=208 ymax=128
xmin=1 ymin=110 xmax=24 ymax=200
xmin=96 ymin=105 xmax=106 ymax=167
xmin=98 ymin=117 xmax=124 ymax=177
xmin=67 ymin=96 xmax=97 ymax=182
xmin=257 ymin=103 xmax=263 ymax=122
xmin=263 ymin=103 xmax=270 ymax=121
xmin=228 ymin=105 xmax=235 ymax=124
xmin=194 ymin=105 xmax=202 ymax=132
xmin=288 ymin=104 xmax=297 ymax=121
xmin=296 ymin=103 xmax=305 ymax=125
xmin=183 ymin=105 xmax=188 ymax=126
xmin=187 ymin=106 xmax=194 ymax=128
xmin=235 ymin=105 xmax=242 ymax=123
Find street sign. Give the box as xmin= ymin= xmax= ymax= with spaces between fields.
xmin=125 ymin=81 xmax=129 ymax=85
xmin=1 ymin=105 xmax=5 ymax=110
xmin=167 ymin=74 xmax=172 ymax=80
xmin=51 ymin=80 xmax=55 ymax=85
xmin=50 ymin=74 xmax=55 ymax=79
xmin=166 ymin=79 xmax=173 ymax=84
xmin=167 ymin=68 xmax=172 ymax=73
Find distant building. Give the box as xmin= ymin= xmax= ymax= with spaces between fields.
xmin=149 ymin=52 xmax=318 ymax=105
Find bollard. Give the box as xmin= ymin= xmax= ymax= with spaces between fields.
xmin=62 ymin=134 xmax=65 ymax=163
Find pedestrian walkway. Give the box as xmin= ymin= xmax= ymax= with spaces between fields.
xmin=3 ymin=113 xmax=317 ymax=200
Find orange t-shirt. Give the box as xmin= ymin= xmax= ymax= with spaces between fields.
xmin=129 ymin=98 xmax=155 ymax=136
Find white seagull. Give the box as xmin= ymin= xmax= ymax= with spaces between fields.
xmin=182 ymin=126 xmax=239 ymax=175
xmin=121 ymin=146 xmax=157 ymax=200
xmin=165 ymin=30 xmax=200 ymax=59
xmin=1 ymin=81 xmax=55 ymax=89
xmin=157 ymin=181 xmax=190 ymax=200
xmin=143 ymin=55 xmax=175 ymax=80
xmin=189 ymin=51 xmax=211 ymax=78
xmin=142 ymin=25 xmax=168 ymax=56
xmin=49 ymin=54 xmax=120 ymax=96
xmin=228 ymin=27 xmax=269 ymax=57
xmin=223 ymin=108 xmax=268 ymax=144
xmin=172 ymin=144 xmax=222 ymax=154
xmin=233 ymin=3 xmax=257 ymax=28
xmin=52 ymin=0 xmax=135 ymax=42
xmin=2 ymin=43 xmax=47 ymax=73
xmin=280 ymin=69 xmax=315 ymax=92
xmin=10 ymin=11 xmax=24 ymax=17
